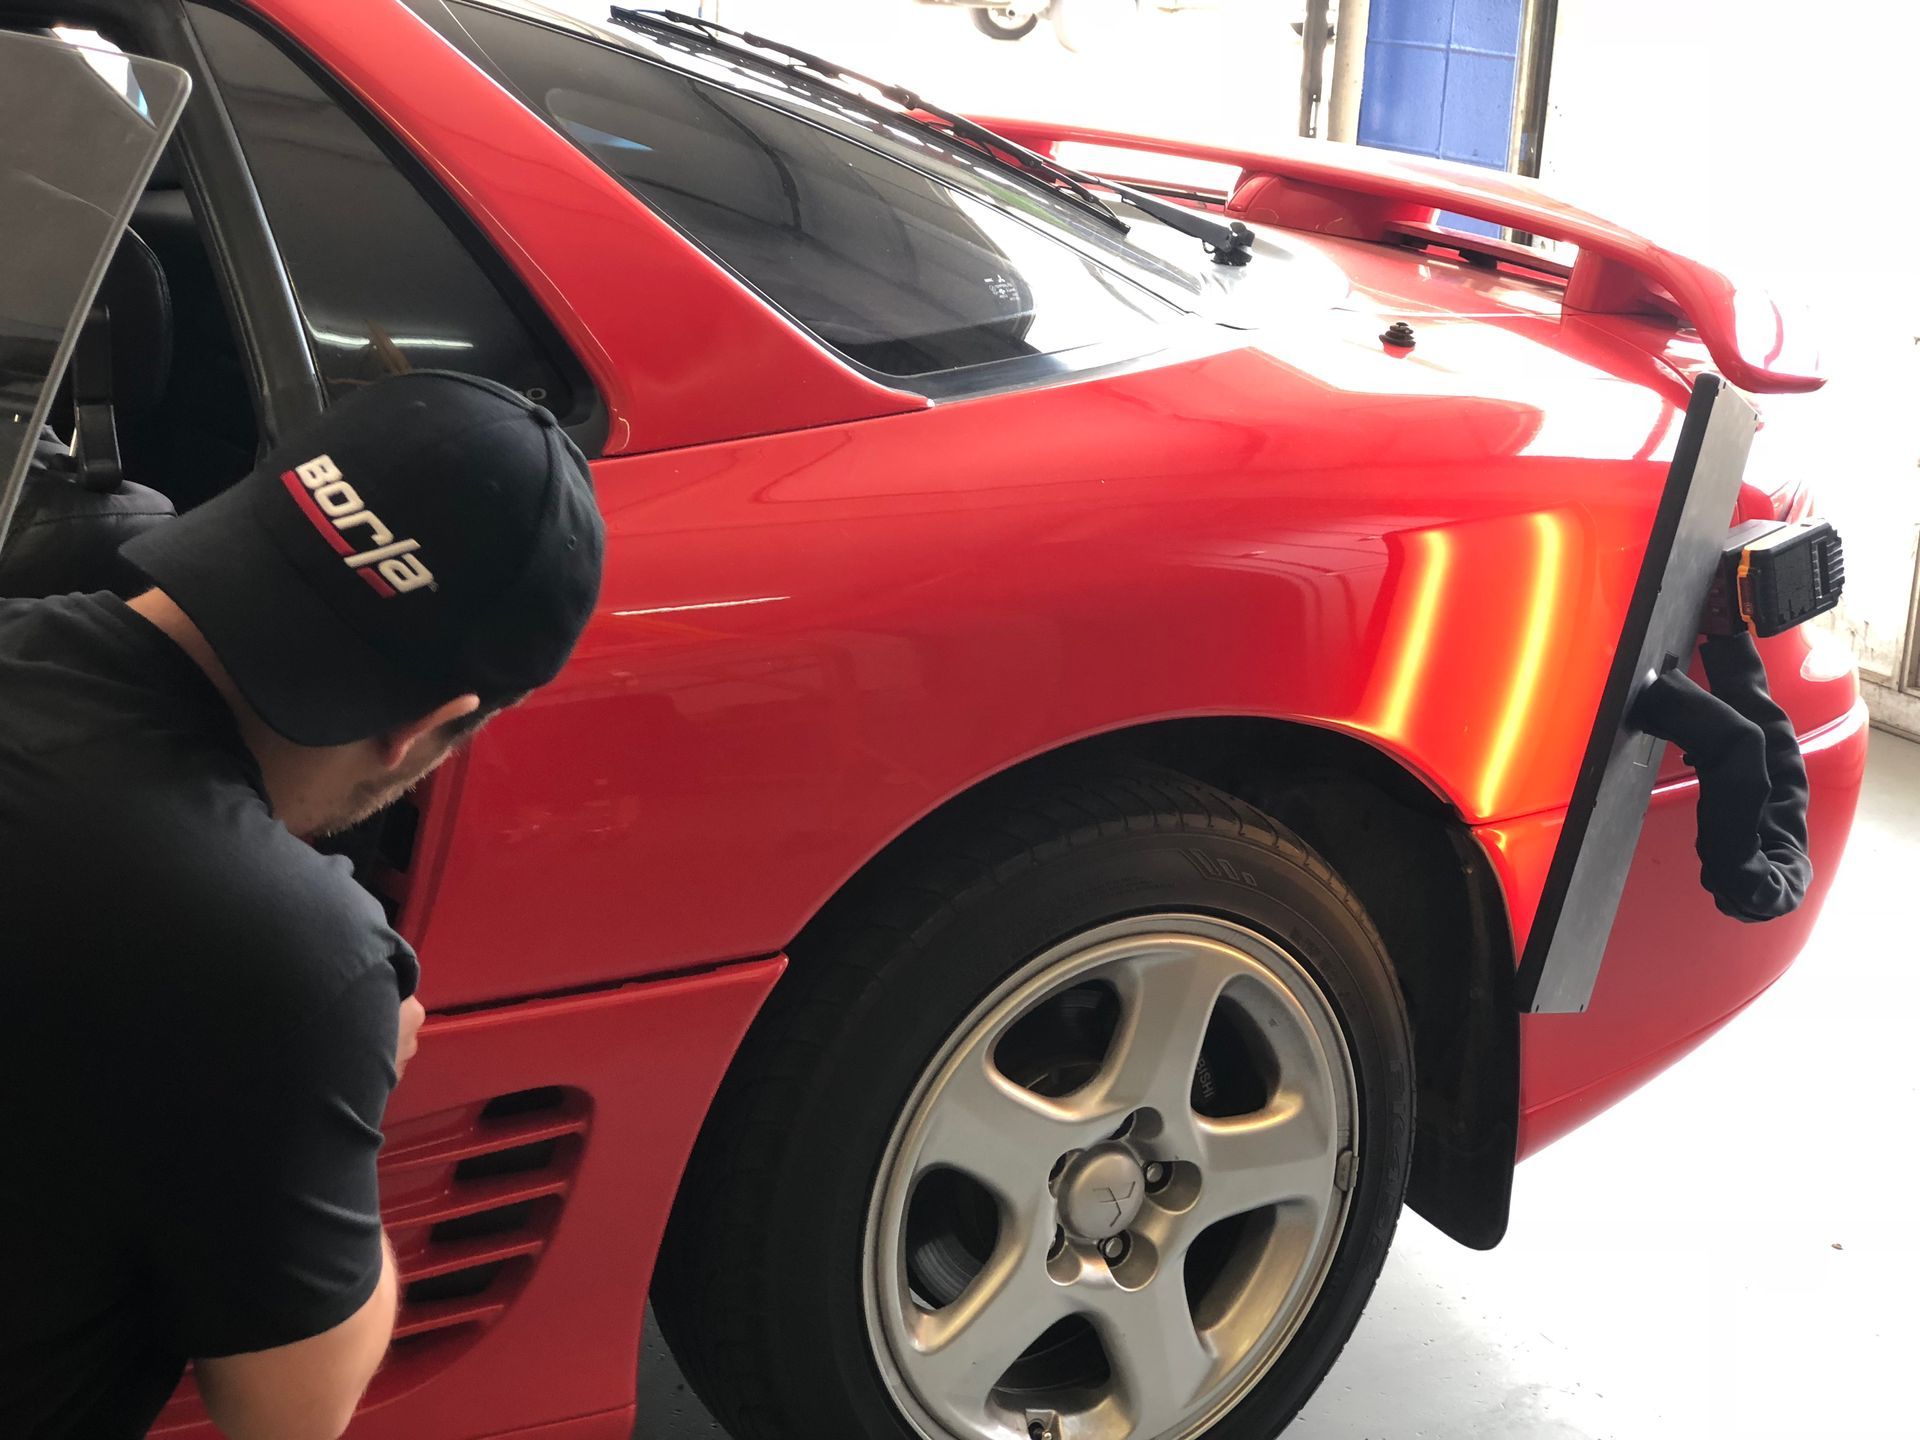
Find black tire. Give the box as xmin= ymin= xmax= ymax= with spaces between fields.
xmin=653 ymin=767 xmax=1414 ymax=1439
xmin=971 ymin=6 xmax=1040 ymax=39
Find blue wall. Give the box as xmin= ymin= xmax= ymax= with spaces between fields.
xmin=1357 ymin=0 xmax=1524 ymax=234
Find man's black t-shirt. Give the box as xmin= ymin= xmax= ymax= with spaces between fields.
xmin=0 ymin=593 xmax=419 ymax=1437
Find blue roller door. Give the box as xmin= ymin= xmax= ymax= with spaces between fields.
xmin=1357 ymin=0 xmax=1523 ymax=235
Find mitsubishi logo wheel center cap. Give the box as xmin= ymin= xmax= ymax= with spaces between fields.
xmin=1058 ymin=1146 xmax=1147 ymax=1242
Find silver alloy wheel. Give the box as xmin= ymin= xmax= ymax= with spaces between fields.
xmin=864 ymin=915 xmax=1359 ymax=1440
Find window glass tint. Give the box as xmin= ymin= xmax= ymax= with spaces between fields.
xmin=187 ymin=5 xmax=576 ymax=414
xmin=448 ymin=6 xmax=1180 ymax=378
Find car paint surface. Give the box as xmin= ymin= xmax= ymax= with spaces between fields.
xmin=143 ymin=1 xmax=1866 ymax=1435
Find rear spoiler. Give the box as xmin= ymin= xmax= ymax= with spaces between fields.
xmin=967 ymin=118 xmax=1823 ymax=396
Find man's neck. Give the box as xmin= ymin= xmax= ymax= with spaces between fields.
xmin=125 ymin=589 xmax=301 ymax=821
xmin=126 ymin=589 xmax=241 ymax=710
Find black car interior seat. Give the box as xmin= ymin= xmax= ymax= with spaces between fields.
xmin=2 ymin=138 xmax=267 ymax=598
xmin=0 ymin=229 xmax=178 ymax=598
xmin=128 ymin=160 xmax=259 ymax=511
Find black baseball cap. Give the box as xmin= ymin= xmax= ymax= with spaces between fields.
xmin=123 ymin=371 xmax=605 ymax=746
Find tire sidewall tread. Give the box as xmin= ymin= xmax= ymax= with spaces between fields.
xmin=654 ymin=767 xmax=1414 ymax=1440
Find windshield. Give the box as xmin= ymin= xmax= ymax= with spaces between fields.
xmin=450 ymin=1 xmax=1210 ymax=302
xmin=435 ymin=1 xmax=1215 ymax=378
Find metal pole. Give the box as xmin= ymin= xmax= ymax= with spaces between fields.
xmin=1326 ymin=0 xmax=1371 ymax=145
xmin=1298 ymin=0 xmax=1332 ymax=138
xmin=1508 ymin=0 xmax=1559 ymax=177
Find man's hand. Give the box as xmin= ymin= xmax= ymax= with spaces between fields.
xmin=395 ymin=996 xmax=424 ymax=1081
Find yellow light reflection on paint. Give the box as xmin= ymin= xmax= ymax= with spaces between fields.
xmin=1375 ymin=530 xmax=1451 ymax=741
xmin=1478 ymin=512 xmax=1565 ymax=816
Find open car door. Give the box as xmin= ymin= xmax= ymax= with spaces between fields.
xmin=0 ymin=28 xmax=189 ymax=551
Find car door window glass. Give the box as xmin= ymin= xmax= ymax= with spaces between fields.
xmin=186 ymin=5 xmax=579 ymax=418
xmin=444 ymin=5 xmax=1181 ymax=378
xmin=0 ymin=30 xmax=189 ymax=541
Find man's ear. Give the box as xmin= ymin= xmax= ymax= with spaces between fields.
xmin=375 ymin=694 xmax=482 ymax=771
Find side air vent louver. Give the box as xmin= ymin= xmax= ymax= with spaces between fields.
xmin=382 ymin=1086 xmax=589 ymax=1348
xmin=151 ymin=1085 xmax=589 ymax=1431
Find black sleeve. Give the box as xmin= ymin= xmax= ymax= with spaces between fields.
xmin=147 ymin=965 xmax=401 ymax=1359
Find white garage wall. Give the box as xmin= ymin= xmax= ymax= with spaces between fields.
xmin=1542 ymin=0 xmax=1920 ymax=714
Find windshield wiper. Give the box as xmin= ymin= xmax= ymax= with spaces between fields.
xmin=606 ymin=7 xmax=1255 ymax=265
xmin=609 ymin=7 xmax=1125 ymax=235
xmin=1038 ymin=153 xmax=1256 ymax=266
xmin=619 ymin=9 xmax=1127 ymax=233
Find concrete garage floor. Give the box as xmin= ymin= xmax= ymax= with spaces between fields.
xmin=635 ymin=733 xmax=1919 ymax=1439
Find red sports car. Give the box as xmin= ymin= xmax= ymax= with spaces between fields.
xmin=0 ymin=4 xmax=1865 ymax=1439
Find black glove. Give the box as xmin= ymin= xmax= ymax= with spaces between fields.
xmin=1630 ymin=632 xmax=1812 ymax=922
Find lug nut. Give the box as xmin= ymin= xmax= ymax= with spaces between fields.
xmin=1143 ymin=1161 xmax=1168 ymax=1189
xmin=1099 ymin=1233 xmax=1130 ymax=1263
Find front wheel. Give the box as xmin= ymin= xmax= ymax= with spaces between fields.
xmin=972 ymin=5 xmax=1041 ymax=39
xmin=654 ymin=769 xmax=1413 ymax=1439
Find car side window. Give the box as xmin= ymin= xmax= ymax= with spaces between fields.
xmin=441 ymin=5 xmax=1179 ymax=380
xmin=185 ymin=4 xmax=582 ymax=420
